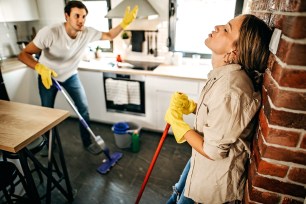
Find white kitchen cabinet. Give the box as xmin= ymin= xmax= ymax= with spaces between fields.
xmin=54 ymin=70 xmax=106 ymax=120
xmin=0 ymin=0 xmax=39 ymax=22
xmin=146 ymin=76 xmax=205 ymax=132
xmin=2 ymin=67 xmax=39 ymax=104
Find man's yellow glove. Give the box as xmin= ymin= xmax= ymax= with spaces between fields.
xmin=164 ymin=107 xmax=191 ymax=143
xmin=34 ymin=63 xmax=58 ymax=89
xmin=120 ymin=5 xmax=138 ymax=29
xmin=170 ymin=92 xmax=196 ymax=115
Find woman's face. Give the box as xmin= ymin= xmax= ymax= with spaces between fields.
xmin=205 ymin=15 xmax=245 ymax=55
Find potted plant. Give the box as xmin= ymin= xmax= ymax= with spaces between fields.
xmin=121 ymin=31 xmax=129 ymax=39
xmin=121 ymin=31 xmax=130 ymax=46
xmin=95 ymin=46 xmax=102 ymax=59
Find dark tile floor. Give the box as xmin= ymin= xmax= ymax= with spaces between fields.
xmin=29 ymin=118 xmax=191 ymax=204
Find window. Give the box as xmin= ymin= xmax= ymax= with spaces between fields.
xmin=82 ymin=0 xmax=112 ymax=52
xmin=168 ymin=0 xmax=243 ymax=58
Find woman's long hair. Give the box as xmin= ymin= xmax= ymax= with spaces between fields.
xmin=236 ymin=14 xmax=272 ymax=91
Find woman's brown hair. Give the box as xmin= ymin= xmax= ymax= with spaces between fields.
xmin=236 ymin=14 xmax=272 ymax=91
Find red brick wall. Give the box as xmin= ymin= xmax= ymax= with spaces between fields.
xmin=244 ymin=0 xmax=306 ymax=203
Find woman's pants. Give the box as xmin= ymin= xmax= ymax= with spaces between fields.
xmin=167 ymin=159 xmax=194 ymax=204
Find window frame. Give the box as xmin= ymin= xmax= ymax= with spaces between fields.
xmin=167 ymin=0 xmax=244 ymax=58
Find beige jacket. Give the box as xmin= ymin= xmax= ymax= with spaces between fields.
xmin=184 ymin=64 xmax=261 ymax=203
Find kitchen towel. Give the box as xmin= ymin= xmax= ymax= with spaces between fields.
xmin=105 ymin=78 xmax=128 ymax=105
xmin=131 ymin=31 xmax=145 ymax=52
xmin=127 ymin=81 xmax=140 ymax=105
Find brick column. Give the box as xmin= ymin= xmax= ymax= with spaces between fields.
xmin=244 ymin=0 xmax=306 ymax=203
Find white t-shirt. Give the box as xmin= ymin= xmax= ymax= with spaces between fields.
xmin=33 ymin=23 xmax=101 ymax=82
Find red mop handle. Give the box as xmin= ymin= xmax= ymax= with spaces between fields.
xmin=135 ymin=123 xmax=171 ymax=204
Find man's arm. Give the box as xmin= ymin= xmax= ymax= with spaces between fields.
xmin=18 ymin=42 xmax=41 ymax=69
xmin=100 ymin=5 xmax=138 ymax=41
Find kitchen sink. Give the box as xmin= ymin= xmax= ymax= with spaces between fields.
xmin=120 ymin=59 xmax=161 ymax=71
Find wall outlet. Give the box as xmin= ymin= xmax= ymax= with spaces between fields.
xmin=269 ymin=28 xmax=282 ymax=54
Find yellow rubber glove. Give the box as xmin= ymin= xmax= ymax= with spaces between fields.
xmin=170 ymin=92 xmax=196 ymax=115
xmin=34 ymin=63 xmax=58 ymax=89
xmin=120 ymin=5 xmax=138 ymax=29
xmin=164 ymin=107 xmax=191 ymax=143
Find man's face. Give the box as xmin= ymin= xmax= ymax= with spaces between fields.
xmin=65 ymin=7 xmax=87 ymax=31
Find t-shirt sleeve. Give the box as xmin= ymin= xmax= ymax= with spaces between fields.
xmin=33 ymin=26 xmax=53 ymax=49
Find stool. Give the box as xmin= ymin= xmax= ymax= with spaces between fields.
xmin=2 ymin=135 xmax=64 ymax=201
xmin=0 ymin=161 xmax=29 ymax=204
xmin=2 ymin=136 xmax=47 ymax=185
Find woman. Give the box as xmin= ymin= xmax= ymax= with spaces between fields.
xmin=165 ymin=14 xmax=272 ymax=204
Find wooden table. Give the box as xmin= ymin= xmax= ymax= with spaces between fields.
xmin=0 ymin=100 xmax=74 ymax=203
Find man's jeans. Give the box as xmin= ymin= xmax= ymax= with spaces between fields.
xmin=167 ymin=159 xmax=194 ymax=204
xmin=38 ymin=74 xmax=92 ymax=147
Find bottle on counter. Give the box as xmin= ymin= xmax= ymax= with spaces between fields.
xmin=131 ymin=130 xmax=140 ymax=153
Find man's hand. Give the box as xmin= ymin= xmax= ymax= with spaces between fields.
xmin=170 ymin=92 xmax=196 ymax=115
xmin=164 ymin=107 xmax=191 ymax=143
xmin=34 ymin=63 xmax=58 ymax=89
xmin=120 ymin=5 xmax=138 ymax=29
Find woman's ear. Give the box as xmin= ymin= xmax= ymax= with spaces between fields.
xmin=223 ymin=49 xmax=238 ymax=65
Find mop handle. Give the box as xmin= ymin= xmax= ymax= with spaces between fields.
xmin=135 ymin=123 xmax=171 ymax=204
xmin=52 ymin=78 xmax=91 ymax=131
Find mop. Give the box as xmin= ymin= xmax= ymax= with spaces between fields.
xmin=52 ymin=79 xmax=122 ymax=174
xmin=135 ymin=123 xmax=171 ymax=204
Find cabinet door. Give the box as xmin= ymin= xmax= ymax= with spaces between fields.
xmin=2 ymin=67 xmax=36 ymax=103
xmin=0 ymin=0 xmax=39 ymax=22
xmin=79 ymin=70 xmax=106 ymax=121
xmin=54 ymin=71 xmax=106 ymax=120
xmin=147 ymin=76 xmax=201 ymax=132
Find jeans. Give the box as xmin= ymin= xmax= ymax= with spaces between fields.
xmin=38 ymin=74 xmax=92 ymax=147
xmin=167 ymin=159 xmax=194 ymax=204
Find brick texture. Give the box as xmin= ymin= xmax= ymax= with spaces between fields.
xmin=241 ymin=0 xmax=306 ymax=203
xmin=259 ymin=109 xmax=301 ymax=147
xmin=247 ymin=160 xmax=282 ymax=203
xmin=278 ymin=0 xmax=306 ymax=12
xmin=253 ymin=132 xmax=289 ymax=177
xmin=288 ymin=167 xmax=306 ymax=184
xmin=282 ymin=16 xmax=306 ymax=39
xmin=264 ymin=71 xmax=306 ymax=111
xmin=301 ymin=134 xmax=306 ymax=149
xmin=262 ymin=88 xmax=306 ymax=129
xmin=258 ymin=131 xmax=306 ymax=165
xmin=265 ymin=72 xmax=306 ymax=111
xmin=270 ymin=61 xmax=306 ymax=89
xmin=281 ymin=197 xmax=304 ymax=204
xmin=277 ymin=39 xmax=306 ymax=66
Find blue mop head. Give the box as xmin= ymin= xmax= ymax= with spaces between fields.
xmin=97 ymin=151 xmax=123 ymax=174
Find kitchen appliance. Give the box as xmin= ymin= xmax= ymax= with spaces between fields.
xmin=105 ymin=0 xmax=159 ymax=19
xmin=103 ymin=72 xmax=145 ymax=115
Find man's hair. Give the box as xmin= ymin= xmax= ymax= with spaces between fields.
xmin=64 ymin=1 xmax=88 ymax=16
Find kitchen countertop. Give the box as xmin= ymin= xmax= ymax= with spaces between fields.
xmin=1 ymin=57 xmax=212 ymax=80
xmin=79 ymin=57 xmax=212 ymax=80
xmin=1 ymin=57 xmax=28 ymax=73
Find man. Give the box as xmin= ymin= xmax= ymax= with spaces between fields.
xmin=18 ymin=1 xmax=138 ymax=155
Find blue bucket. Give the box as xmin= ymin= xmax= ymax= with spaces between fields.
xmin=112 ymin=122 xmax=141 ymax=149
